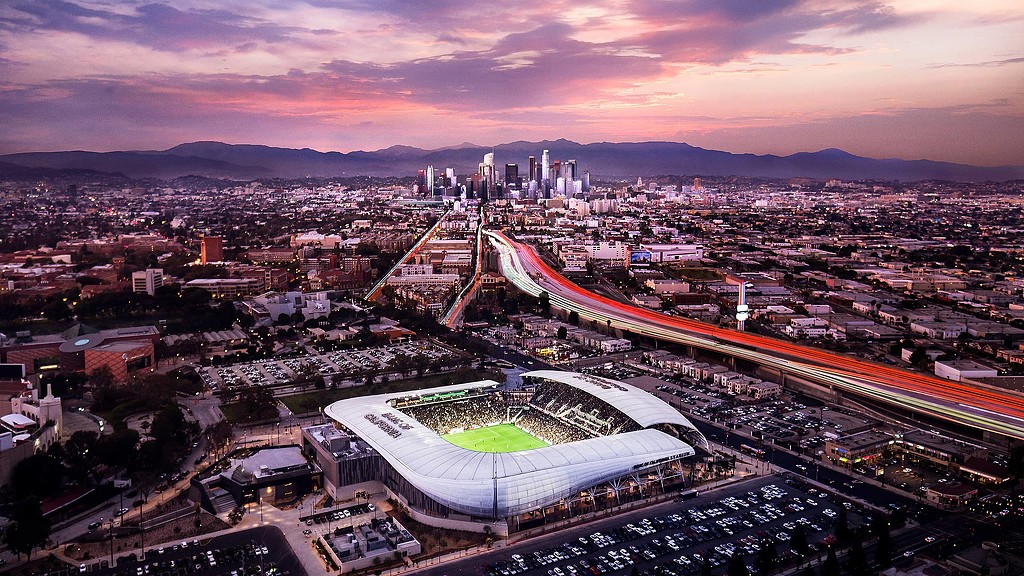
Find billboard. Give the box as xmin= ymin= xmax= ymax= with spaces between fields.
xmin=0 ymin=364 xmax=26 ymax=380
xmin=629 ymin=250 xmax=652 ymax=267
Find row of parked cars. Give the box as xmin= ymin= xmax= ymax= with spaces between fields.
xmin=486 ymin=484 xmax=844 ymax=576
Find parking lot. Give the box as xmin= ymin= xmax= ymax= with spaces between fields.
xmin=484 ymin=478 xmax=858 ymax=576
xmin=74 ymin=526 xmax=305 ymax=576
xmin=200 ymin=341 xmax=458 ymax=390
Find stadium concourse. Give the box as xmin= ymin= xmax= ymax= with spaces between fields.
xmin=309 ymin=370 xmax=709 ymax=535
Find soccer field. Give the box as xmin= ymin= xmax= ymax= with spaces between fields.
xmin=442 ymin=424 xmax=549 ymax=452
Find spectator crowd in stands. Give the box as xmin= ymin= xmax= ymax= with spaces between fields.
xmin=398 ymin=382 xmax=638 ymax=445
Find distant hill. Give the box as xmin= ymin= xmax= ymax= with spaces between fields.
xmin=2 ymin=140 xmax=1022 ymax=182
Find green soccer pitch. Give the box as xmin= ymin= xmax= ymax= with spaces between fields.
xmin=442 ymin=424 xmax=549 ymax=452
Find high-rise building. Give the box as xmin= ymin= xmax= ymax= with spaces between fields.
xmin=504 ymin=163 xmax=519 ymax=190
xmin=480 ymin=152 xmax=496 ymax=193
xmin=416 ymin=169 xmax=427 ymax=193
xmin=200 ymin=236 xmax=223 ymax=264
xmin=528 ymin=156 xmax=537 ymax=183
xmin=426 ymin=165 xmax=435 ymax=195
xmin=693 ymin=177 xmax=702 ymax=190
xmin=132 ymin=268 xmax=164 ymax=296
xmin=541 ymin=149 xmax=550 ymax=196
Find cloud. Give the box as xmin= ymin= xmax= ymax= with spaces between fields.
xmin=929 ymin=56 xmax=1024 ymax=68
xmin=1 ymin=0 xmax=307 ymax=52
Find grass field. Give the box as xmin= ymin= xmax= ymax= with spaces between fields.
xmin=442 ymin=424 xmax=548 ymax=453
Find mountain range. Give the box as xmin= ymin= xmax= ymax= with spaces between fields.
xmin=2 ymin=140 xmax=1022 ymax=182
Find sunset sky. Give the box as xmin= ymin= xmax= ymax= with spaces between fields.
xmin=1 ymin=1 xmax=1022 ymax=165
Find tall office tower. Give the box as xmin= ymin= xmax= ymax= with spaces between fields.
xmin=479 ymin=152 xmax=496 ymax=194
xmin=582 ymin=171 xmax=591 ymax=193
xmin=566 ymin=159 xmax=577 ymax=181
xmin=504 ymin=164 xmax=519 ymax=190
xmin=541 ymin=149 xmax=550 ymax=194
xmin=416 ymin=169 xmax=427 ymax=193
xmin=426 ymin=165 xmax=435 ymax=195
xmin=446 ymin=167 xmax=456 ymax=190
xmin=528 ymin=156 xmax=537 ymax=183
xmin=200 ymin=236 xmax=223 ymax=264
xmin=552 ymin=160 xmax=562 ymax=182
xmin=693 ymin=177 xmax=702 ymax=190
xmin=131 ymin=268 xmax=164 ymax=296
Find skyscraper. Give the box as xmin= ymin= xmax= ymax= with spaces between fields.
xmin=426 ymin=165 xmax=435 ymax=195
xmin=505 ymin=163 xmax=519 ymax=190
xmin=541 ymin=149 xmax=550 ymax=197
xmin=528 ymin=156 xmax=537 ymax=183
xmin=200 ymin=236 xmax=223 ymax=264
xmin=479 ymin=152 xmax=496 ymax=198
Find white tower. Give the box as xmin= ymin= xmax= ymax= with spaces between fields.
xmin=541 ymin=149 xmax=550 ymax=195
xmin=736 ymin=282 xmax=750 ymax=331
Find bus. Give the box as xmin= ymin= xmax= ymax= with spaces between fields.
xmin=739 ymin=444 xmax=766 ymax=458
xmin=678 ymin=489 xmax=700 ymax=501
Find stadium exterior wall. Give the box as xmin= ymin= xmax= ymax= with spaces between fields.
xmin=319 ymin=371 xmax=705 ymax=531
xmin=384 ymin=485 xmax=509 ymax=536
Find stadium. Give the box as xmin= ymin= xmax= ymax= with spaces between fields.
xmin=311 ymin=370 xmax=708 ymax=534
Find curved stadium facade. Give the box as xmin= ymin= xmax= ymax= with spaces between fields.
xmin=311 ymin=370 xmax=708 ymax=533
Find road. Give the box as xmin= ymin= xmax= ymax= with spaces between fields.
xmin=366 ymin=209 xmax=449 ymax=302
xmin=441 ymin=206 xmax=485 ymax=328
xmin=486 ymin=229 xmax=1024 ymax=441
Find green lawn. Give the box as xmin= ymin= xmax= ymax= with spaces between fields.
xmin=442 ymin=424 xmax=548 ymax=453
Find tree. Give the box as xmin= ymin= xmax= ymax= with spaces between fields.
xmin=835 ymin=506 xmax=851 ymax=545
xmin=756 ymin=540 xmax=778 ymax=574
xmin=96 ymin=428 xmax=141 ymax=470
xmin=150 ymin=404 xmax=195 ymax=446
xmin=726 ymin=553 xmax=749 ymax=576
xmin=11 ymin=453 xmax=63 ymax=499
xmin=846 ymin=539 xmax=868 ymax=576
xmin=4 ymin=497 xmax=49 ymax=560
xmin=1008 ymin=445 xmax=1024 ymax=479
xmin=557 ymin=326 xmax=568 ymax=340
xmin=88 ymin=364 xmax=116 ymax=389
xmin=873 ymin=518 xmax=894 ymax=569
xmin=237 ymin=387 xmax=278 ymax=422
xmin=63 ymin=430 xmax=100 ymax=483
xmin=42 ymin=300 xmax=72 ymax=322
xmin=792 ymin=523 xmax=810 ymax=556
xmin=909 ymin=346 xmax=928 ymax=366
xmin=822 ymin=547 xmax=839 ymax=576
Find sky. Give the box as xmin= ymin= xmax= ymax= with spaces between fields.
xmin=1 ymin=1 xmax=1022 ymax=166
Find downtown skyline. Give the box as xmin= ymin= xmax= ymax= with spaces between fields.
xmin=1 ymin=1 xmax=1023 ymax=166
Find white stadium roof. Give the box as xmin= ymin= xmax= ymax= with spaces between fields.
xmin=323 ymin=371 xmax=705 ymax=518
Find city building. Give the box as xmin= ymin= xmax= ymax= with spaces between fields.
xmin=131 ymin=268 xmax=164 ymax=296
xmin=200 ymin=236 xmax=224 ymax=264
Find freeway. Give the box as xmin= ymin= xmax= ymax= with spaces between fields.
xmin=364 ymin=209 xmax=449 ymax=302
xmin=441 ymin=206 xmax=485 ymax=328
xmin=486 ymin=229 xmax=1024 ymax=441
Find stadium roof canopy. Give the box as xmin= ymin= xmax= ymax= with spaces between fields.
xmin=323 ymin=371 xmax=705 ymax=518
